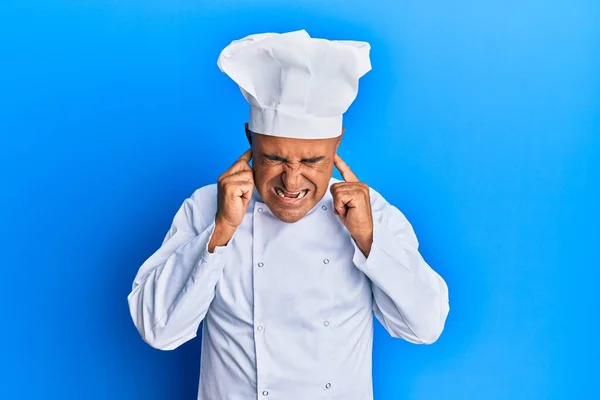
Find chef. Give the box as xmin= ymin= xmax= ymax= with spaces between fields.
xmin=128 ymin=30 xmax=449 ymax=400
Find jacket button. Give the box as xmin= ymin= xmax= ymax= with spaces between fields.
xmin=325 ymin=383 xmax=331 ymax=389
xmin=258 ymin=262 xmax=264 ymax=268
xmin=262 ymin=390 xmax=269 ymax=396
xmin=323 ymin=259 xmax=329 ymax=264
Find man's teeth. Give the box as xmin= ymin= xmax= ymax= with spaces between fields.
xmin=275 ymin=187 xmax=308 ymax=199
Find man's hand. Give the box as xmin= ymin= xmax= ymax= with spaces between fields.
xmin=330 ymin=154 xmax=374 ymax=257
xmin=209 ymin=149 xmax=254 ymax=252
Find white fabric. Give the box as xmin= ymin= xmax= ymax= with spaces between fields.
xmin=217 ymin=30 xmax=372 ymax=139
xmin=127 ymin=179 xmax=449 ymax=400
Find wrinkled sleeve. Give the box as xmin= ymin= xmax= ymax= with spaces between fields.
xmin=352 ymin=191 xmax=450 ymax=344
xmin=127 ymin=196 xmax=228 ymax=350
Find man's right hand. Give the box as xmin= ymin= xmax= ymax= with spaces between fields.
xmin=208 ymin=149 xmax=254 ymax=252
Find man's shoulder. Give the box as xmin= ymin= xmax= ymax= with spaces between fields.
xmin=184 ymin=183 xmax=219 ymax=222
xmin=190 ymin=183 xmax=218 ymax=201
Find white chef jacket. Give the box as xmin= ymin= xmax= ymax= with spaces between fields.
xmin=128 ymin=178 xmax=449 ymax=400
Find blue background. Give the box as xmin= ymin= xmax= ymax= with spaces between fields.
xmin=1 ymin=1 xmax=599 ymax=399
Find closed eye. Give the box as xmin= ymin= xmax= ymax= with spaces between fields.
xmin=262 ymin=154 xmax=326 ymax=164
xmin=301 ymin=156 xmax=326 ymax=164
xmin=263 ymin=154 xmax=287 ymax=163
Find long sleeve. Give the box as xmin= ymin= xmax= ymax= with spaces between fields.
xmin=127 ymin=190 xmax=228 ymax=350
xmin=351 ymin=190 xmax=450 ymax=344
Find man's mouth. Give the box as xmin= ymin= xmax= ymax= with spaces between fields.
xmin=274 ymin=187 xmax=309 ymax=199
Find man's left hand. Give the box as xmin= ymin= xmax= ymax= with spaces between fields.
xmin=331 ymin=154 xmax=374 ymax=257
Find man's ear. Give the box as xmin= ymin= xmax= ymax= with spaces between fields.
xmin=245 ymin=123 xmax=253 ymax=146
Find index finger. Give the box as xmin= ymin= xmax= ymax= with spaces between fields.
xmin=226 ymin=148 xmax=252 ymax=174
xmin=334 ymin=154 xmax=359 ymax=182
xmin=238 ymin=148 xmax=252 ymax=163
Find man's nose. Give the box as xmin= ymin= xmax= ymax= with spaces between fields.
xmin=281 ymin=165 xmax=303 ymax=191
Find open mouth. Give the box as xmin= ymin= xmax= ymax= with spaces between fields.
xmin=273 ymin=187 xmax=309 ymax=201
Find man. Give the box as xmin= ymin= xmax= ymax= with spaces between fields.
xmin=128 ymin=30 xmax=449 ymax=399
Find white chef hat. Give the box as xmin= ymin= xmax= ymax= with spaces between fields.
xmin=217 ymin=30 xmax=371 ymax=139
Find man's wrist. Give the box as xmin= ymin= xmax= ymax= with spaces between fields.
xmin=353 ymin=231 xmax=373 ymax=258
xmin=208 ymin=217 xmax=237 ymax=253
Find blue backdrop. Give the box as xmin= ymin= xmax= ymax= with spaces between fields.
xmin=1 ymin=1 xmax=599 ymax=399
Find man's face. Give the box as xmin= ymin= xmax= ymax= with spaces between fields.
xmin=247 ymin=125 xmax=342 ymax=223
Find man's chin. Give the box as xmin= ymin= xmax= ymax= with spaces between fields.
xmin=269 ymin=205 xmax=310 ymax=223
